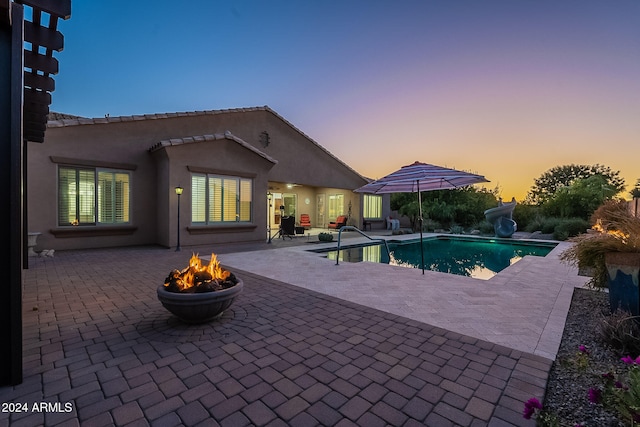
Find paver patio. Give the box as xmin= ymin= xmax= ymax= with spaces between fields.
xmin=0 ymin=236 xmax=587 ymax=426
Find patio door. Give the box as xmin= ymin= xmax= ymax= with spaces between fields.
xmin=316 ymin=194 xmax=325 ymax=228
xmin=328 ymin=193 xmax=344 ymax=221
xmin=282 ymin=193 xmax=297 ymax=218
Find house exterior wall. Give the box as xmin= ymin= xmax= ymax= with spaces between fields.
xmin=28 ymin=107 xmax=372 ymax=251
xmin=154 ymin=138 xmax=274 ymax=247
xmin=28 ymin=122 xmax=160 ymax=250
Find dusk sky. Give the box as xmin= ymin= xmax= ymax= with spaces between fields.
xmin=50 ymin=0 xmax=640 ymax=200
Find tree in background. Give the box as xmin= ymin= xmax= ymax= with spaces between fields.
xmin=630 ymin=179 xmax=640 ymax=218
xmin=391 ymin=186 xmax=498 ymax=230
xmin=525 ymin=164 xmax=625 ymax=206
xmin=391 ymin=192 xmax=421 ymax=230
xmin=630 ymin=179 xmax=640 ymax=199
xmin=542 ymin=175 xmax=617 ymax=219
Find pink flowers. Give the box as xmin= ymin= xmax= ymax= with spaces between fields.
xmin=524 ymin=346 xmax=640 ymax=425
xmin=589 ymin=353 xmax=640 ymax=422
xmin=523 ymin=397 xmax=543 ymax=420
xmin=587 ymin=387 xmax=602 ymax=404
xmin=620 ymin=355 xmax=640 ymax=365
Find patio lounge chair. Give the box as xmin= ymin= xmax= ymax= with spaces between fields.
xmin=299 ymin=214 xmax=311 ymax=229
xmin=386 ymin=216 xmax=400 ymax=230
xmin=328 ymin=215 xmax=347 ymax=230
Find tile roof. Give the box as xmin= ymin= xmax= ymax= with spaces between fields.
xmin=47 ymin=106 xmax=273 ymax=127
xmin=148 ymin=131 xmax=278 ymax=165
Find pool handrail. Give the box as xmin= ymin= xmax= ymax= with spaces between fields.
xmin=335 ymin=226 xmax=391 ymax=266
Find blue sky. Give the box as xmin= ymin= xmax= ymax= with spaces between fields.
xmin=51 ymin=0 xmax=640 ymax=199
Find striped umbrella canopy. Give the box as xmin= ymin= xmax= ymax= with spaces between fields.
xmin=355 ymin=161 xmax=490 ymax=274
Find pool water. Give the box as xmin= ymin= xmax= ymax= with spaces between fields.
xmin=320 ymin=236 xmax=557 ymax=280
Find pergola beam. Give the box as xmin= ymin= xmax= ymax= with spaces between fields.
xmin=17 ymin=0 xmax=70 ymax=19
xmin=1 ymin=0 xmax=70 ymax=386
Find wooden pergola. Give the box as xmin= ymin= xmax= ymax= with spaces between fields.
xmin=0 ymin=0 xmax=70 ymax=385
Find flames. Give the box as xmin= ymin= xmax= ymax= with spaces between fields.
xmin=164 ymin=253 xmax=235 ymax=293
xmin=592 ymin=219 xmax=630 ymax=242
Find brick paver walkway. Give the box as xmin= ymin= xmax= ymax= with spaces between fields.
xmin=0 ymin=246 xmax=550 ymax=426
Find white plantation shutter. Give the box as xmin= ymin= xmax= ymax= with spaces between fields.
xmin=208 ymin=177 xmax=222 ymax=222
xmin=78 ymin=170 xmax=96 ymax=224
xmin=192 ymin=174 xmax=253 ymax=224
xmin=239 ymin=179 xmax=252 ymax=221
xmin=58 ymin=167 xmax=77 ymax=225
xmin=59 ymin=167 xmax=129 ymax=226
xmin=114 ymin=173 xmax=130 ymax=223
xmin=98 ymin=171 xmax=113 ymax=223
xmin=192 ymin=175 xmax=207 ymax=223
xmin=98 ymin=171 xmax=130 ymax=224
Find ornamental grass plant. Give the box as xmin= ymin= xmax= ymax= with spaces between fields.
xmin=560 ymin=200 xmax=640 ymax=289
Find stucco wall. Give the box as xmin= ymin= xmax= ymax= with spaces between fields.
xmin=27 ymin=124 xmax=160 ymax=251
xmin=158 ymin=138 xmax=274 ymax=248
xmin=28 ymin=108 xmax=370 ymax=251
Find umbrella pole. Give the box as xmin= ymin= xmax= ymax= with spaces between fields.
xmin=418 ymin=181 xmax=425 ymax=274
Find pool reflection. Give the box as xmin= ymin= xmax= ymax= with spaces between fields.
xmin=325 ymin=237 xmax=554 ymax=280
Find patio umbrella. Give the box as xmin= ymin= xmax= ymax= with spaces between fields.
xmin=355 ymin=161 xmax=490 ymax=274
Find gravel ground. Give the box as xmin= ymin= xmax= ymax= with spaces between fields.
xmin=543 ymin=288 xmax=629 ymax=426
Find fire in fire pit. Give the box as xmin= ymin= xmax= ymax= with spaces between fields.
xmin=158 ymin=253 xmax=243 ymax=323
xmin=163 ymin=253 xmax=238 ymax=293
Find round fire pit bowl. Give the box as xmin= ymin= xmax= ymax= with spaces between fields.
xmin=157 ymin=279 xmax=243 ymax=324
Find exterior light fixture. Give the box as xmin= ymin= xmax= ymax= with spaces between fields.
xmin=267 ymin=192 xmax=273 ymax=243
xmin=175 ymin=186 xmax=183 ymax=251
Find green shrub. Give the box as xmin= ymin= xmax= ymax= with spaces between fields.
xmin=541 ymin=217 xmax=562 ymax=234
xmin=476 ymin=220 xmax=495 ymax=235
xmin=449 ymin=224 xmax=464 ymax=234
xmin=422 ymin=219 xmax=441 ymax=232
xmin=524 ymin=215 xmax=547 ymax=233
xmin=513 ymin=203 xmax=540 ymax=231
xmin=552 ymin=218 xmax=590 ymax=241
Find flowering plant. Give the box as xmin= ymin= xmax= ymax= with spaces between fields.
xmin=588 ymin=355 xmax=640 ymax=425
xmin=574 ymin=344 xmax=590 ymax=370
xmin=522 ymin=397 xmax=559 ymax=426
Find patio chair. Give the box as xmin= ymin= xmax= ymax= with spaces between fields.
xmin=328 ymin=215 xmax=348 ymax=230
xmin=299 ymin=214 xmax=311 ymax=229
xmin=280 ymin=216 xmax=295 ymax=239
xmin=386 ymin=216 xmax=400 ymax=230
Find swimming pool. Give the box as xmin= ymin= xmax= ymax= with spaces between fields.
xmin=314 ymin=236 xmax=557 ymax=280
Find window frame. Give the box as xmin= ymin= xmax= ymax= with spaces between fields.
xmin=362 ymin=194 xmax=383 ymax=219
xmin=57 ymin=165 xmax=132 ymax=227
xmin=191 ymin=173 xmax=253 ymax=225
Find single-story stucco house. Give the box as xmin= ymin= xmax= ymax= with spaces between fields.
xmin=27 ymin=106 xmax=392 ymax=251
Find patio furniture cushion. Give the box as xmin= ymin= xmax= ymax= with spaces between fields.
xmin=328 ymin=215 xmax=348 ymax=229
xmin=300 ymin=214 xmax=311 ymax=229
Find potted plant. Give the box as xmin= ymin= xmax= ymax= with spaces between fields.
xmin=318 ymin=232 xmax=334 ymax=242
xmin=561 ymin=199 xmax=640 ymax=315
